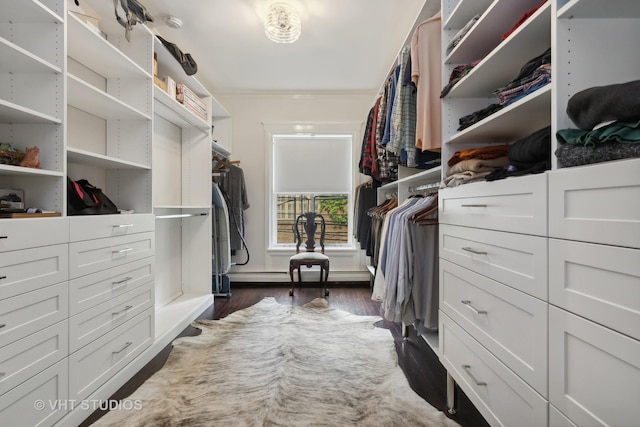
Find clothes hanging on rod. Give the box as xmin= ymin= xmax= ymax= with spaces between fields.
xmin=372 ymin=194 xmax=439 ymax=333
xmin=213 ymin=163 xmax=249 ymax=253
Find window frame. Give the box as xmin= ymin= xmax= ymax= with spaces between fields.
xmin=264 ymin=122 xmax=361 ymax=251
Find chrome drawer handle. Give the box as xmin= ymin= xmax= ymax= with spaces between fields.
xmin=461 ymin=204 xmax=487 ymax=208
xmin=462 ymin=247 xmax=487 ymax=255
xmin=461 ymin=300 xmax=487 ymax=314
xmin=0 ymin=275 xmax=6 ymax=280
xmin=112 ymin=305 xmax=133 ymax=316
xmin=113 ymin=224 xmax=134 ymax=228
xmin=112 ymin=248 xmax=133 ymax=254
xmin=112 ymin=341 xmax=133 ymax=354
xmin=462 ymin=365 xmax=486 ymax=386
xmin=112 ymin=276 xmax=133 ymax=286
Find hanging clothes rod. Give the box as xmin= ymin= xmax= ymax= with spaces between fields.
xmin=156 ymin=212 xmax=209 ymax=219
xmin=409 ymin=182 xmax=440 ymax=194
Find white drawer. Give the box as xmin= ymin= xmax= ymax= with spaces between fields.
xmin=549 ymin=158 xmax=640 ymax=249
xmin=0 ymin=283 xmax=68 ymax=348
xmin=69 ymin=232 xmax=154 ymax=279
xmin=549 ymin=404 xmax=578 ymax=427
xmin=69 ymin=214 xmax=155 ymax=242
xmin=69 ymin=309 xmax=153 ymax=401
xmin=0 ymin=320 xmax=68 ymax=394
xmin=439 ymin=224 xmax=548 ymax=299
xmin=440 ymin=260 xmax=547 ymax=395
xmin=69 ymin=257 xmax=154 ymax=315
xmin=549 ymin=238 xmax=640 ymax=340
xmin=549 ymin=306 xmax=640 ymax=427
xmin=439 ymin=173 xmax=547 ymax=235
xmin=439 ymin=314 xmax=547 ymax=427
xmin=69 ymin=283 xmax=153 ymax=353
xmin=0 ymin=218 xmax=69 ymax=253
xmin=0 ymin=359 xmax=68 ymax=427
xmin=0 ymin=244 xmax=69 ymax=301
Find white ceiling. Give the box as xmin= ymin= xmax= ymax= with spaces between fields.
xmin=138 ymin=0 xmax=440 ymax=94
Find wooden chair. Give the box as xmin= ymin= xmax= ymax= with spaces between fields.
xmin=289 ymin=212 xmax=330 ymax=297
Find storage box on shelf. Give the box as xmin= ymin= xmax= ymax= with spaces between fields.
xmin=0 ymin=0 xmax=65 ymax=215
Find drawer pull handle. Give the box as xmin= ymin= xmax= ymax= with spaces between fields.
xmin=0 ymin=324 xmax=5 ymax=329
xmin=461 ymin=300 xmax=487 ymax=314
xmin=112 ymin=277 xmax=133 ymax=286
xmin=113 ymin=224 xmax=134 ymax=228
xmin=112 ymin=305 xmax=133 ymax=316
xmin=462 ymin=247 xmax=487 ymax=255
xmin=462 ymin=365 xmax=486 ymax=386
xmin=461 ymin=204 xmax=487 ymax=208
xmin=0 ymin=275 xmax=6 ymax=280
xmin=112 ymin=248 xmax=133 ymax=254
xmin=112 ymin=341 xmax=133 ymax=354
xmin=0 ymin=236 xmax=7 ymax=239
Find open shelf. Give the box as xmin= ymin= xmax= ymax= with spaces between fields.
xmin=447 ymin=3 xmax=551 ymax=98
xmin=446 ymin=85 xmax=551 ymax=144
xmin=443 ymin=0 xmax=494 ymax=30
xmin=0 ymin=99 xmax=62 ymax=124
xmin=67 ymin=74 xmax=152 ymax=121
xmin=67 ymin=12 xmax=150 ymax=79
xmin=1 ymin=0 xmax=63 ymax=23
xmin=67 ymin=147 xmax=151 ymax=170
xmin=153 ymin=86 xmax=209 ymax=132
xmin=154 ymin=293 xmax=213 ymax=346
xmin=0 ymin=37 xmax=62 ymax=74
xmin=558 ymin=0 xmax=640 ymax=19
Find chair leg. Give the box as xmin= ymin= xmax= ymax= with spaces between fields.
xmin=289 ymin=265 xmax=295 ymax=296
xmin=324 ymin=264 xmax=329 ymax=297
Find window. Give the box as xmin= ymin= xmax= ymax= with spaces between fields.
xmin=270 ymin=132 xmax=354 ymax=248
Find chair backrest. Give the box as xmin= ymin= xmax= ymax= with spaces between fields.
xmin=293 ymin=212 xmax=326 ymax=254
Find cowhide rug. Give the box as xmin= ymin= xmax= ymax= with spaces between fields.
xmin=94 ymin=297 xmax=459 ymax=426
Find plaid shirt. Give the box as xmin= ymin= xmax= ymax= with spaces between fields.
xmin=388 ymin=45 xmax=418 ymax=167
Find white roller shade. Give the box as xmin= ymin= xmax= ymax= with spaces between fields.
xmin=273 ymin=135 xmax=352 ymax=193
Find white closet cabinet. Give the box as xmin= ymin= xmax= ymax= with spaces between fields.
xmin=437 ymin=1 xmax=640 ymax=426
xmin=152 ymin=34 xmax=231 ymax=351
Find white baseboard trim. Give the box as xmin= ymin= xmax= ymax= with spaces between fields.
xmin=228 ymin=270 xmax=370 ymax=283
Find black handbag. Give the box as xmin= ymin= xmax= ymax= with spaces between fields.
xmin=67 ymin=178 xmax=119 ymax=215
xmin=157 ymin=36 xmax=198 ymax=76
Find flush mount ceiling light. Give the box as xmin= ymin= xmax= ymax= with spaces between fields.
xmin=265 ymin=2 xmax=301 ymax=43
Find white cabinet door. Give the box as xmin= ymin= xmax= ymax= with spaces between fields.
xmin=0 ymin=359 xmax=68 ymax=427
xmin=0 ymin=283 xmax=68 ymax=347
xmin=69 ymin=232 xmax=154 ymax=279
xmin=549 ymin=306 xmax=640 ymax=427
xmin=440 ymin=224 xmax=548 ymax=299
xmin=0 ymin=244 xmax=68 ymax=301
xmin=440 ymin=260 xmax=548 ymax=395
xmin=439 ymin=173 xmax=547 ymax=235
xmin=0 ymin=320 xmax=68 ymax=394
xmin=549 ymin=238 xmax=640 ymax=340
xmin=549 ymin=158 xmax=640 ymax=249
xmin=439 ymin=314 xmax=548 ymax=427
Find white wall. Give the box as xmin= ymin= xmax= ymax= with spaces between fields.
xmin=215 ymin=92 xmax=374 ymax=283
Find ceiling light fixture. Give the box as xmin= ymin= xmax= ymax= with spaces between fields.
xmin=265 ymin=2 xmax=301 ymax=43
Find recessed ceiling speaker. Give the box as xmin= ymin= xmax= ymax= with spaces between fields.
xmin=165 ymin=15 xmax=183 ymax=29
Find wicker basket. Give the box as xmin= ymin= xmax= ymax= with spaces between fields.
xmin=0 ymin=149 xmax=25 ymax=166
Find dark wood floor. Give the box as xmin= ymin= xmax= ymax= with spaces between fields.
xmin=84 ymin=283 xmax=489 ymax=426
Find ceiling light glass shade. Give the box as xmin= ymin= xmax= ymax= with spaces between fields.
xmin=265 ymin=2 xmax=301 ymax=43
